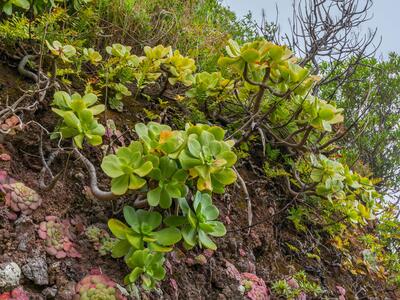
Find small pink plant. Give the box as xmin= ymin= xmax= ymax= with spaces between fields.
xmin=0 ymin=287 xmax=29 ymax=300
xmin=3 ymin=182 xmax=42 ymax=215
xmin=336 ymin=285 xmax=346 ymax=300
xmin=38 ymin=216 xmax=81 ymax=259
xmin=225 ymin=260 xmax=270 ymax=300
xmin=241 ymin=273 xmax=270 ymax=300
xmin=0 ymin=170 xmax=42 ymax=215
xmin=74 ymin=274 xmax=127 ymax=300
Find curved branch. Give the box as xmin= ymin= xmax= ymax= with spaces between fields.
xmin=39 ymin=149 xmax=63 ymax=191
xmin=18 ymin=55 xmax=39 ymax=82
xmin=73 ymin=149 xmax=117 ymax=201
xmin=73 ymin=149 xmax=149 ymax=208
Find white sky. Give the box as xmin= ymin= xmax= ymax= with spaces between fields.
xmin=222 ymin=0 xmax=399 ymax=56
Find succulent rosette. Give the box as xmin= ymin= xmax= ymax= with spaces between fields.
xmin=38 ymin=216 xmax=81 ymax=259
xmin=3 ymin=182 xmax=42 ymax=215
xmin=74 ymin=274 xmax=127 ymax=300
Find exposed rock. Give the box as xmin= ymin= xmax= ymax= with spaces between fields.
xmin=21 ymin=257 xmax=49 ymax=285
xmin=0 ymin=262 xmax=21 ymax=289
xmin=41 ymin=286 xmax=58 ymax=299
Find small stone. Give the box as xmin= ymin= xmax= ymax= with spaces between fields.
xmin=0 ymin=262 xmax=21 ymax=289
xmin=42 ymin=286 xmax=58 ymax=299
xmin=56 ymin=282 xmax=76 ymax=300
xmin=22 ymin=257 xmax=49 ymax=285
xmin=194 ymin=254 xmax=207 ymax=265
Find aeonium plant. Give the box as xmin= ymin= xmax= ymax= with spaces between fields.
xmin=46 ymin=40 xmax=77 ymax=63
xmin=125 ymin=248 xmax=166 ymax=289
xmin=134 ymin=122 xmax=185 ymax=157
xmin=164 ymin=191 xmax=226 ymax=250
xmin=108 ymin=206 xmax=182 ymax=255
xmin=301 ymin=96 xmax=344 ymax=132
xmin=108 ymin=206 xmax=181 ymax=288
xmin=51 ymin=91 xmax=105 ymax=148
xmin=186 ymin=71 xmax=234 ymax=100
xmin=147 ymin=156 xmax=189 ymax=209
xmin=179 ymin=124 xmax=237 ymax=193
xmin=101 ymin=141 xmax=154 ymax=195
xmin=101 ymin=122 xmax=237 ymax=198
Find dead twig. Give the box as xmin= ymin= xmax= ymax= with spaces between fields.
xmin=233 ymin=166 xmax=253 ymax=234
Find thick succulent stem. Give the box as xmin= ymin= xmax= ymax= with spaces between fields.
xmin=18 ymin=55 xmax=39 ymax=82
xmin=73 ymin=149 xmax=148 ymax=208
xmin=73 ymin=149 xmax=117 ymax=201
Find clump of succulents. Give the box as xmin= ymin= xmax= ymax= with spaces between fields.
xmin=38 ymin=216 xmax=81 ymax=259
xmin=85 ymin=225 xmax=117 ymax=256
xmin=74 ymin=274 xmax=127 ymax=300
xmin=2 ymin=182 xmax=42 ymax=215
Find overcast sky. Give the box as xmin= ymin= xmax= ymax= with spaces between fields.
xmin=222 ymin=0 xmax=398 ymax=56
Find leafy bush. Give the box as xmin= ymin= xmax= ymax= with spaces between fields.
xmin=108 ymin=206 xmax=181 ymax=288
xmin=51 ymin=91 xmax=105 ymax=148
xmin=165 ymin=191 xmax=226 ymax=250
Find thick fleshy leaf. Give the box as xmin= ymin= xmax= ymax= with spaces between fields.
xmin=179 ymin=150 xmax=202 ymax=169
xmin=198 ymin=230 xmax=217 ymax=250
xmin=135 ymin=123 xmax=148 ymax=139
xmin=133 ymin=161 xmax=153 ymax=177
xmin=123 ymin=206 xmax=139 ymax=229
xmin=63 ymin=112 xmax=81 ymax=130
xmin=148 ymin=242 xmax=173 ymax=252
xmin=82 ymin=93 xmax=98 ymax=106
xmin=128 ymin=267 xmax=143 ymax=283
xmin=188 ymin=135 xmax=202 ymax=157
xmin=101 ymin=155 xmax=124 ymax=178
xmin=73 ymin=134 xmax=84 ymax=149
xmin=128 ymin=174 xmax=146 ymax=190
xmin=160 ymin=187 xmax=172 ymax=209
xmin=181 ymin=225 xmax=197 ymax=247
xmin=203 ymin=205 xmax=219 ymax=220
xmin=89 ymin=104 xmax=105 ymax=115
xmin=53 ymin=91 xmax=71 ymax=108
xmin=212 ymin=168 xmax=237 ymax=185
xmin=147 ymin=187 xmax=161 ymax=206
xmin=108 ymin=218 xmax=130 ymax=239
xmin=208 ymin=221 xmax=227 ymax=237
xmin=178 ymin=197 xmax=191 ymax=214
xmin=111 ymin=239 xmax=131 ymax=258
xmin=241 ymin=48 xmax=260 ymax=63
xmin=165 ymin=183 xmax=182 ymax=198
xmin=217 ymin=151 xmax=237 ymax=167
xmin=126 ymin=233 xmax=143 ymax=249
xmin=140 ymin=210 xmax=162 ymax=233
xmin=153 ymin=227 xmax=182 ymax=246
xmin=151 ymin=265 xmax=166 ymax=280
xmin=163 ymin=215 xmax=187 ymax=227
xmin=111 ymin=174 xmax=130 ymax=195
xmin=172 ymin=169 xmax=188 ymax=182
xmin=199 ymin=222 xmax=215 ymax=233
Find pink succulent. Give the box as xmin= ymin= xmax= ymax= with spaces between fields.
xmin=225 ymin=260 xmax=270 ymax=300
xmin=0 ymin=287 xmax=29 ymax=300
xmin=3 ymin=182 xmax=42 ymax=215
xmin=287 ymin=277 xmax=300 ymax=289
xmin=241 ymin=273 xmax=270 ymax=300
xmin=336 ymin=285 xmax=346 ymax=300
xmin=74 ymin=274 xmax=127 ymax=300
xmin=38 ymin=216 xmax=81 ymax=259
